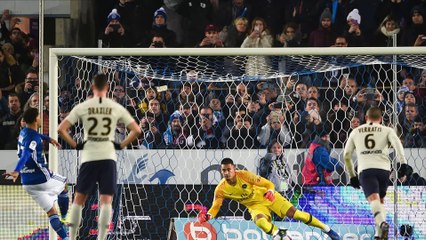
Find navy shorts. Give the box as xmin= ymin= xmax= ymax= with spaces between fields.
xmin=359 ymin=168 xmax=390 ymax=199
xmin=76 ymin=160 xmax=117 ymax=195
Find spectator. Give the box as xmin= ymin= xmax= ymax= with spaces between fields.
xmin=396 ymin=86 xmax=409 ymax=114
xmin=113 ymin=0 xmax=144 ymax=47
xmin=404 ymin=115 xmax=426 ymax=148
xmin=16 ymin=70 xmax=39 ymax=105
xmin=147 ymin=98 xmax=169 ymax=134
xmin=227 ymin=114 xmax=257 ymax=149
xmin=257 ymin=110 xmax=292 ymax=148
xmin=196 ymin=24 xmax=224 ymax=47
xmin=332 ymin=35 xmax=348 ymax=47
xmin=137 ymin=111 xmax=162 ymax=149
xmin=208 ymin=97 xmax=224 ymax=123
xmin=258 ymin=139 xmax=294 ymax=193
xmin=403 ymin=90 xmax=426 ymax=115
xmin=402 ymin=75 xmax=423 ymax=100
xmin=294 ymin=81 xmax=309 ymax=111
xmin=373 ymin=15 xmax=400 ymax=47
xmin=297 ymin=98 xmax=324 ymax=147
xmin=398 ymin=103 xmax=419 ymax=137
xmin=344 ymin=9 xmax=366 ymax=46
xmin=163 ymin=111 xmax=194 ymax=149
xmin=138 ymin=86 xmax=159 ymax=115
xmin=0 ymin=47 xmax=23 ymax=97
xmin=102 ymin=9 xmax=126 ymax=48
xmin=177 ymin=0 xmax=215 ymax=47
xmin=179 ymin=102 xmax=198 ymax=135
xmin=308 ymin=8 xmax=336 ymax=47
xmin=223 ymin=17 xmax=249 ymax=47
xmin=352 ymin=87 xmax=386 ymax=124
xmin=112 ymin=84 xmax=126 ymax=106
xmin=23 ymin=92 xmax=39 ymax=111
xmin=402 ymin=5 xmax=426 ymax=46
xmin=148 ymin=34 xmax=167 ymax=48
xmin=418 ymin=69 xmax=426 ymax=88
xmin=328 ymin=99 xmax=351 ymax=148
xmin=145 ymin=7 xmax=177 ymax=47
xmin=302 ymin=126 xmax=342 ymax=186
xmin=275 ymin=22 xmax=301 ymax=47
xmin=195 ymin=106 xmax=222 ymax=149
xmin=0 ymin=93 xmax=22 ymax=149
xmin=3 ymin=27 xmax=30 ymax=66
xmin=307 ymin=86 xmax=320 ymax=100
xmin=241 ymin=17 xmax=273 ymax=76
xmin=216 ymin=0 xmax=252 ymax=29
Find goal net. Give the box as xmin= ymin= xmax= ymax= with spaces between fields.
xmin=45 ymin=48 xmax=426 ymax=240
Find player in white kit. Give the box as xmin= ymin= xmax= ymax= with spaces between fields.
xmin=58 ymin=74 xmax=141 ymax=240
xmin=343 ymin=107 xmax=411 ymax=240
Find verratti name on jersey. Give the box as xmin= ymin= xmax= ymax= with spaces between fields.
xmin=17 ymin=128 xmax=51 ymax=185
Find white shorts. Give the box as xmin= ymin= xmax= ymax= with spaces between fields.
xmin=23 ymin=173 xmax=67 ymax=212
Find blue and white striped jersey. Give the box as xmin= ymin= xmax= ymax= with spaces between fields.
xmin=16 ymin=128 xmax=52 ymax=185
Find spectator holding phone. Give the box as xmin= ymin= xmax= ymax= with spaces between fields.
xmin=402 ymin=5 xmax=426 ymax=46
xmin=102 ymin=9 xmax=126 ymax=47
xmin=241 ymin=17 xmax=273 ymax=76
xmin=344 ymin=9 xmax=366 ymax=47
xmin=149 ymin=34 xmax=166 ymax=48
xmin=196 ymin=24 xmax=224 ymax=48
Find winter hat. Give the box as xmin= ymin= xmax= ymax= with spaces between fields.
xmin=169 ymin=111 xmax=184 ymax=123
xmin=411 ymin=5 xmax=425 ymax=17
xmin=205 ymin=24 xmax=219 ymax=32
xmin=154 ymin=7 xmax=167 ymax=21
xmin=347 ymin=9 xmax=361 ymax=25
xmin=320 ymin=8 xmax=332 ymax=21
xmin=107 ymin=9 xmax=121 ymax=23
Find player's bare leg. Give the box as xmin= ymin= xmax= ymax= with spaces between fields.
xmin=47 ymin=207 xmax=68 ymax=240
xmin=98 ymin=194 xmax=113 ymax=240
xmin=69 ymin=192 xmax=87 ymax=240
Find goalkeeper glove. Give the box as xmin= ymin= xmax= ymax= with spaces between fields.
xmin=75 ymin=141 xmax=87 ymax=150
xmin=264 ymin=189 xmax=275 ymax=202
xmin=397 ymin=163 xmax=412 ymax=178
xmin=112 ymin=141 xmax=122 ymax=150
xmin=197 ymin=212 xmax=211 ymax=223
xmin=350 ymin=176 xmax=360 ymax=189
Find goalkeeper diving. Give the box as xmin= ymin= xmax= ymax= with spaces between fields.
xmin=198 ymin=158 xmax=341 ymax=240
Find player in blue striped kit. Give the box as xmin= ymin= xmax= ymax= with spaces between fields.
xmin=3 ymin=107 xmax=70 ymax=240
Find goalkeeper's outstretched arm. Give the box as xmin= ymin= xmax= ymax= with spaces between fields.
xmin=206 ymin=189 xmax=224 ymax=219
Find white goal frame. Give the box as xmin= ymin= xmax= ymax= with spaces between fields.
xmin=48 ymin=47 xmax=426 ymax=240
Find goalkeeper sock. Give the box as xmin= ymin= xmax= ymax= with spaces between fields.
xmin=98 ymin=204 xmax=112 ymax=240
xmin=69 ymin=204 xmax=83 ymax=240
xmin=49 ymin=214 xmax=67 ymax=239
xmin=58 ymin=191 xmax=69 ymax=219
xmin=293 ymin=210 xmax=329 ymax=232
xmin=255 ymin=217 xmax=278 ymax=235
xmin=370 ymin=200 xmax=385 ymax=235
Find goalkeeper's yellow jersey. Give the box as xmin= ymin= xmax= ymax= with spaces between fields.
xmin=207 ymin=170 xmax=275 ymax=218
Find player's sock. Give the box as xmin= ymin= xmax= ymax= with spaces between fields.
xmin=69 ymin=204 xmax=83 ymax=240
xmin=49 ymin=214 xmax=68 ymax=239
xmin=58 ymin=191 xmax=69 ymax=219
xmin=370 ymin=199 xmax=385 ymax=234
xmin=293 ymin=210 xmax=329 ymax=232
xmin=98 ymin=204 xmax=112 ymax=240
xmin=255 ymin=217 xmax=278 ymax=235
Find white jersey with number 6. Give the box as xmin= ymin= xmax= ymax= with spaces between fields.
xmin=344 ymin=122 xmax=407 ymax=177
xmin=65 ymin=97 xmax=135 ymax=163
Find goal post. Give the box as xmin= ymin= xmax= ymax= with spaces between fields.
xmin=47 ymin=47 xmax=426 ymax=240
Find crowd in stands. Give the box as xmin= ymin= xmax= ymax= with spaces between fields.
xmin=1 ymin=1 xmax=426 ymax=153
xmin=99 ymin=0 xmax=426 ymax=48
